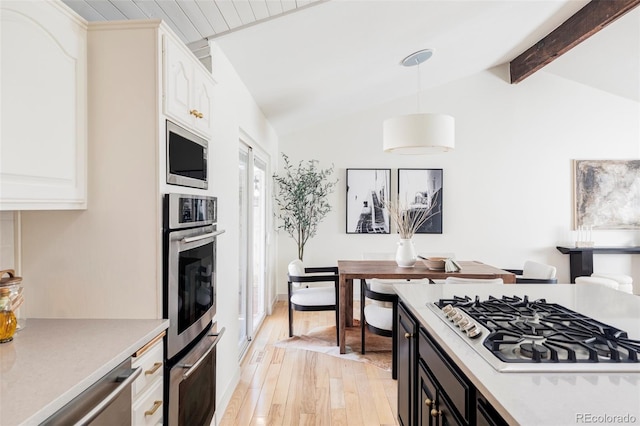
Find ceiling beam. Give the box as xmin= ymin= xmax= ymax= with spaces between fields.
xmin=510 ymin=0 xmax=640 ymax=84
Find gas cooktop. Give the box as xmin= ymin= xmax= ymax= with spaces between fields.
xmin=428 ymin=295 xmax=640 ymax=373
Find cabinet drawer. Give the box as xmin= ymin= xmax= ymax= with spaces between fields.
xmin=419 ymin=328 xmax=471 ymax=423
xmin=132 ymin=338 xmax=164 ymax=398
xmin=132 ymin=379 xmax=163 ymax=426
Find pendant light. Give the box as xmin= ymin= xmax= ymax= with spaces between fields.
xmin=383 ymin=49 xmax=455 ymax=154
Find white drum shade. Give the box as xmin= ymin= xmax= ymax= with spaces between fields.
xmin=383 ymin=113 xmax=455 ymax=154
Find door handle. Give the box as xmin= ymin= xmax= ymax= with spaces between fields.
xmin=180 ymin=327 xmax=225 ymax=379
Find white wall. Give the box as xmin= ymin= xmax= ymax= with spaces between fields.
xmin=0 ymin=212 xmax=16 ymax=271
xmin=208 ymin=41 xmax=280 ymax=421
xmin=276 ymin=65 xmax=640 ymax=294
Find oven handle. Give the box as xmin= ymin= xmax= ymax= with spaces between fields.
xmin=181 ymin=229 xmax=226 ymax=244
xmin=181 ymin=229 xmax=224 ymax=243
xmin=180 ymin=327 xmax=225 ymax=380
xmin=73 ymin=366 xmax=142 ymax=426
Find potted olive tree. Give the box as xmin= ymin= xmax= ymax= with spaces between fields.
xmin=273 ymin=153 xmax=337 ymax=261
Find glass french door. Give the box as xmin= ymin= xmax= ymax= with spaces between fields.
xmin=238 ymin=144 xmax=267 ymax=356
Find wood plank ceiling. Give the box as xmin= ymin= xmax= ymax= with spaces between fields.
xmin=62 ymin=0 xmax=325 ymax=45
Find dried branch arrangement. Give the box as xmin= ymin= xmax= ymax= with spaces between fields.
xmin=384 ymin=199 xmax=438 ymax=239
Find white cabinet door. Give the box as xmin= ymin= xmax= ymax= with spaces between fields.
xmin=0 ymin=1 xmax=87 ymax=210
xmin=191 ymin=73 xmax=214 ymax=137
xmin=163 ymin=35 xmax=214 ymax=138
xmin=164 ymin=35 xmax=194 ymax=129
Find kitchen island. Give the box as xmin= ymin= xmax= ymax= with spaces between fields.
xmin=394 ymin=283 xmax=640 ymax=425
xmin=0 ymin=318 xmax=169 ymax=425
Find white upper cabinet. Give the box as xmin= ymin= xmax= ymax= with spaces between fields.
xmin=0 ymin=1 xmax=87 ymax=210
xmin=163 ymin=35 xmax=214 ymax=139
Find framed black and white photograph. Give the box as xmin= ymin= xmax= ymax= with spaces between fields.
xmin=574 ymin=159 xmax=640 ymax=229
xmin=398 ymin=168 xmax=443 ymax=234
xmin=346 ymin=169 xmax=391 ymax=234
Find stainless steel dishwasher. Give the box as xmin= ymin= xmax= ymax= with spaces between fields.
xmin=41 ymin=358 xmax=141 ymax=426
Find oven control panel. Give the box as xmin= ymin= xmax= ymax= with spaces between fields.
xmin=165 ymin=193 xmax=217 ymax=230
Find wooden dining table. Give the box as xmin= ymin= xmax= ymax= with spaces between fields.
xmin=336 ymin=260 xmax=516 ymax=354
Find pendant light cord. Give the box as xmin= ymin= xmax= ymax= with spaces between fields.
xmin=416 ymin=59 xmax=422 ymax=113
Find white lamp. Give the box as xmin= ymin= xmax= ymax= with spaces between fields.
xmin=383 ymin=113 xmax=454 ymax=154
xmin=383 ymin=49 xmax=455 ymax=155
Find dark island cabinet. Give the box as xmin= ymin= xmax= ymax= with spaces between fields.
xmin=397 ymin=301 xmax=418 ymax=426
xmin=397 ymin=301 xmax=507 ymax=426
xmin=418 ymin=362 xmax=463 ymax=426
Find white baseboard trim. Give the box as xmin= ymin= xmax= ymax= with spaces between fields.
xmin=215 ymin=369 xmax=240 ymax=425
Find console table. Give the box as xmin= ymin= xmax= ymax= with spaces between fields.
xmin=556 ymin=246 xmax=640 ymax=283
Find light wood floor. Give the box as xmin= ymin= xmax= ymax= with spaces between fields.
xmin=219 ymin=301 xmax=398 ymax=426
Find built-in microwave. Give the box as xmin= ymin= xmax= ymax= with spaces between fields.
xmin=166 ymin=120 xmax=208 ymax=189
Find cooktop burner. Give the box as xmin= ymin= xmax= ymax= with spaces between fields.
xmin=428 ymin=295 xmax=640 ymax=372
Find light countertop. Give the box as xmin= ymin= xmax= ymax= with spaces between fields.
xmin=0 ymin=318 xmax=169 ymax=425
xmin=394 ymin=283 xmax=640 ymax=426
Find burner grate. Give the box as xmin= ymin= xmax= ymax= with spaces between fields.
xmin=435 ymin=295 xmax=640 ymax=364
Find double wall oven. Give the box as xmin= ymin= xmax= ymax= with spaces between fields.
xmin=163 ymin=193 xmax=225 ymax=425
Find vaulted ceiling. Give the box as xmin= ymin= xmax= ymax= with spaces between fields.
xmin=63 ymin=0 xmax=640 ymax=137
xmin=62 ymin=0 xmax=326 ymax=40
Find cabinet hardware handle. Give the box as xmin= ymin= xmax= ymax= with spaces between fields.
xmin=144 ymin=400 xmax=163 ymax=417
xmin=431 ymin=408 xmax=442 ymax=418
xmin=189 ymin=109 xmax=204 ymax=119
xmin=425 ymin=398 xmax=432 ymax=407
xmin=404 ymin=332 xmax=413 ymax=339
xmin=134 ymin=332 xmax=165 ymax=357
xmin=145 ymin=362 xmax=162 ymax=375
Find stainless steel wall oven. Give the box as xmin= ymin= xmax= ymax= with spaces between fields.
xmin=163 ymin=193 xmax=224 ymax=425
xmin=167 ymin=323 xmax=224 ymax=426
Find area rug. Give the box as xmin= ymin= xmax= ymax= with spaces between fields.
xmin=274 ymin=320 xmax=392 ymax=371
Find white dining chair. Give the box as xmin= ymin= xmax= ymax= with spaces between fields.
xmin=287 ymin=260 xmax=340 ymax=344
xmin=504 ymin=260 xmax=557 ymax=284
xmin=444 ymin=277 xmax=504 ymax=285
xmin=360 ymin=278 xmax=430 ymax=379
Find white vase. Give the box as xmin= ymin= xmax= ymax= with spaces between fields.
xmin=395 ymin=238 xmax=417 ymax=268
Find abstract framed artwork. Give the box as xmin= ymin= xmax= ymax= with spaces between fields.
xmin=398 ymin=168 xmax=443 ymax=234
xmin=573 ymin=159 xmax=640 ymax=229
xmin=346 ymin=168 xmax=391 ymax=234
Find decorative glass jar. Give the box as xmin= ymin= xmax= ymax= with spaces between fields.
xmin=0 ymin=269 xmax=24 ymax=335
xmin=0 ymin=288 xmax=17 ymax=343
